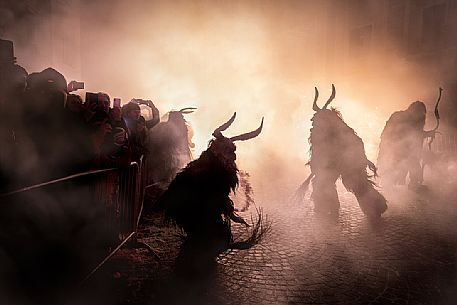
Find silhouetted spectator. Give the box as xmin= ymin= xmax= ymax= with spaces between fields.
xmin=0 ymin=39 xmax=28 ymax=190
xmin=122 ymin=100 xmax=160 ymax=160
xmin=63 ymin=94 xmax=94 ymax=173
xmin=89 ymin=111 xmax=131 ymax=168
xmin=19 ymin=68 xmax=71 ymax=183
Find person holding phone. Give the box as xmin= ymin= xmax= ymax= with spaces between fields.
xmin=109 ymin=97 xmax=128 ymax=149
xmin=122 ymin=99 xmax=160 ymax=129
xmin=121 ymin=99 xmax=160 ymax=160
xmin=89 ymin=110 xmax=131 ymax=168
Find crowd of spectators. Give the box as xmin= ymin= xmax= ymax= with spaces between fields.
xmin=0 ymin=38 xmax=160 ymax=191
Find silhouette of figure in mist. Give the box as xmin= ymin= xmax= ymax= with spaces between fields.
xmin=296 ymin=85 xmax=387 ymax=219
xmin=146 ymin=107 xmax=196 ymax=186
xmin=156 ymin=113 xmax=264 ymax=276
xmin=0 ymin=39 xmax=28 ymax=190
xmin=377 ymin=91 xmax=441 ymax=190
xmin=122 ymin=99 xmax=160 ymax=161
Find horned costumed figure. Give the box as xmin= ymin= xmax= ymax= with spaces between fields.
xmin=297 ymin=85 xmax=387 ymax=218
xmin=146 ymin=107 xmax=196 ymax=185
xmin=377 ymin=88 xmax=442 ymax=190
xmin=157 ymin=113 xmax=268 ymax=273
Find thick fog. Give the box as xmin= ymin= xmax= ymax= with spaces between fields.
xmin=3 ymin=2 xmax=457 ymax=305
xmin=2 ymin=0 xmax=455 ymax=199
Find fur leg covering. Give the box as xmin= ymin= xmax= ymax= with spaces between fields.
xmin=342 ymin=172 xmax=387 ymax=218
xmin=311 ymin=174 xmax=340 ymax=216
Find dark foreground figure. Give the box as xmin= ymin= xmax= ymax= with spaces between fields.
xmin=157 ymin=113 xmax=265 ymax=276
xmin=377 ymin=89 xmax=441 ymax=190
xmin=298 ymin=85 xmax=387 ymax=219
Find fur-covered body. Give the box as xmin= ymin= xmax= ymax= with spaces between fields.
xmin=157 ymin=113 xmax=264 ymax=264
xmin=305 ymin=86 xmax=387 ymax=218
xmin=159 ymin=147 xmax=237 ymax=255
xmin=309 ymin=109 xmax=387 ymax=217
xmin=147 ymin=110 xmax=194 ymax=185
xmin=377 ymin=102 xmax=427 ymax=187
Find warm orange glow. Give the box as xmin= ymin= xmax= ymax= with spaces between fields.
xmin=11 ymin=1 xmax=447 ymax=200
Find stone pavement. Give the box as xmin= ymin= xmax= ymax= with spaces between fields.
xmin=107 ymin=183 xmax=457 ymax=305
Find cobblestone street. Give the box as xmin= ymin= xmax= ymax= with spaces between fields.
xmin=109 ymin=183 xmax=457 ymax=305
xmin=213 ymin=185 xmax=457 ymax=305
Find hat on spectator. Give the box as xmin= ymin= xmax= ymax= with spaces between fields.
xmin=40 ymin=68 xmax=68 ymax=93
xmin=0 ymin=39 xmax=15 ymax=65
xmin=26 ymin=68 xmax=68 ymax=93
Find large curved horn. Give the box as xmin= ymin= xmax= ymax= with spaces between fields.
xmin=312 ymin=87 xmax=320 ymax=111
xmin=230 ymin=117 xmax=264 ymax=142
xmin=424 ymin=87 xmax=443 ymax=133
xmin=432 ymin=87 xmax=442 ymax=131
xmin=179 ymin=107 xmax=197 ymax=114
xmin=322 ymin=84 xmax=336 ymax=109
xmin=213 ymin=112 xmax=237 ymax=138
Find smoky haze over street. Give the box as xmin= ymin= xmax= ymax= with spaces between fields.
xmin=2 ymin=0 xmax=457 ymax=304
xmin=4 ymin=0 xmax=456 ymax=190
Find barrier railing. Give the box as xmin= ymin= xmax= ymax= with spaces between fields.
xmin=141 ymin=153 xmax=155 ymax=188
xmin=0 ymin=161 xmax=144 ymax=284
xmin=118 ymin=161 xmax=142 ymax=241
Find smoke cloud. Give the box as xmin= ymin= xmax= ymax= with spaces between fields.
xmin=3 ymin=0 xmax=455 ymax=207
xmin=3 ymin=1 xmax=457 ymax=304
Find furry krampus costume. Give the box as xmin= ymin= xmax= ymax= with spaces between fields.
xmin=147 ymin=107 xmax=196 ymax=185
xmin=377 ymin=88 xmax=441 ymax=189
xmin=297 ymin=85 xmax=387 ymax=218
xmin=157 ymin=113 xmax=268 ymax=270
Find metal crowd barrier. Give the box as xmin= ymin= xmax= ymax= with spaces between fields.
xmin=140 ymin=153 xmax=154 ymax=188
xmin=0 ymin=161 xmax=144 ymax=283
xmin=118 ymin=161 xmax=143 ymax=241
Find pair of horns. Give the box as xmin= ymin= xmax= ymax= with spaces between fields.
xmin=213 ymin=112 xmax=264 ymax=142
xmin=178 ymin=107 xmax=197 ymax=114
xmin=313 ymin=84 xmax=336 ymax=111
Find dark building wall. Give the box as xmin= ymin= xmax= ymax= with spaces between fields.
xmin=0 ymin=0 xmax=81 ymax=79
xmin=324 ymin=0 xmax=457 ymax=130
xmin=403 ymin=0 xmax=457 ymax=130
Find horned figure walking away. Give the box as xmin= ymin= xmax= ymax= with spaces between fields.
xmin=296 ymin=85 xmax=387 ymax=218
xmin=157 ymin=113 xmax=269 ymax=274
xmin=377 ymin=88 xmax=442 ymax=190
xmin=146 ymin=107 xmax=196 ymax=186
